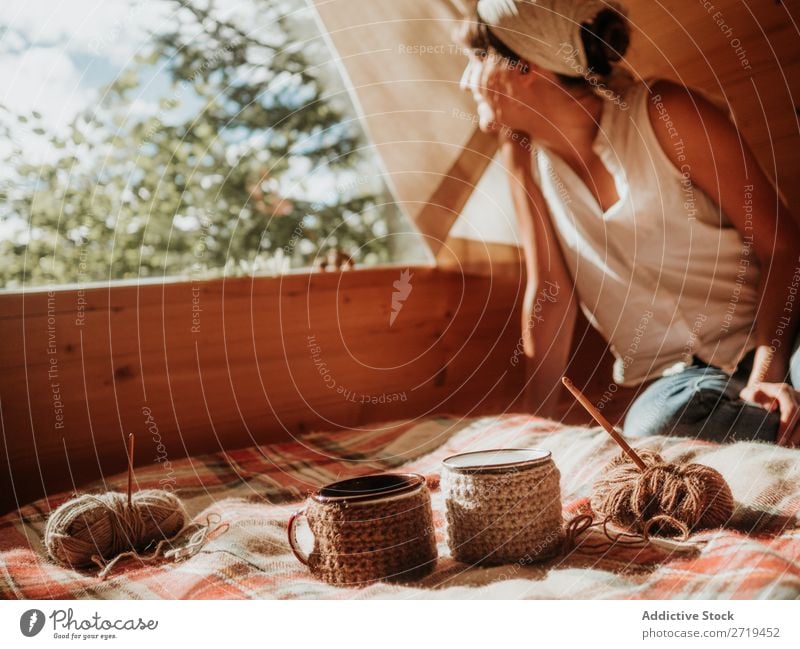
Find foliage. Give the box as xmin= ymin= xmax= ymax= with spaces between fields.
xmin=0 ymin=0 xmax=413 ymax=288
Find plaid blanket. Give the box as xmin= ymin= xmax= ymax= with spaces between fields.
xmin=1 ymin=414 xmax=798 ymax=599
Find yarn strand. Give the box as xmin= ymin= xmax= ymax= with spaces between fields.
xmin=44 ymin=489 xmax=228 ymax=579
xmin=94 ymin=513 xmax=227 ymax=580
xmin=563 ymin=512 xmax=706 ymax=558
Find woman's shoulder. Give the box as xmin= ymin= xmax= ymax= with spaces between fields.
xmin=641 ymin=77 xmax=733 ymax=124
xmin=618 ymin=77 xmax=731 ymax=119
xmin=636 ymin=77 xmax=739 ymax=189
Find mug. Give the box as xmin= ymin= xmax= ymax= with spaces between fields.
xmin=287 ymin=472 xmax=437 ymax=585
xmin=441 ymin=448 xmax=563 ymax=565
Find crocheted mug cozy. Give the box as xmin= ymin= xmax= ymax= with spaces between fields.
xmin=288 ymin=473 xmax=437 ymax=585
xmin=442 ymin=449 xmax=563 ymax=565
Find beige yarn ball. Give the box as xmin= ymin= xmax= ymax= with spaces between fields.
xmin=591 ymin=450 xmax=734 ymax=538
xmin=44 ymin=489 xmax=188 ymax=569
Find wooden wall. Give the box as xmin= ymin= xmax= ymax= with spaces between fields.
xmin=0 ymin=268 xmax=526 ymax=513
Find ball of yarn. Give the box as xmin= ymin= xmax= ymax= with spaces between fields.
xmin=44 ymin=489 xmax=188 ymax=570
xmin=590 ymin=450 xmax=734 ymax=538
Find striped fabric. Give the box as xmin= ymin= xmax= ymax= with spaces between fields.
xmin=1 ymin=414 xmax=798 ymax=599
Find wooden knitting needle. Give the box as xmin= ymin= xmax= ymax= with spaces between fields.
xmin=561 ymin=376 xmax=647 ymax=471
xmin=126 ymin=433 xmax=135 ymax=507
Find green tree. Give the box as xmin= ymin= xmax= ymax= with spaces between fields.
xmin=0 ymin=0 xmax=414 ymax=288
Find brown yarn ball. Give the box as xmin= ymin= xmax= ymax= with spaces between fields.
xmin=44 ymin=490 xmax=188 ymax=570
xmin=590 ymin=450 xmax=734 ymax=538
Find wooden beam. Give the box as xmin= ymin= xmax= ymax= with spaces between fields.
xmin=311 ymin=0 xmax=497 ymax=255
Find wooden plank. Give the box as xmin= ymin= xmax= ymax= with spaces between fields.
xmin=437 ymin=237 xmax=525 ymax=278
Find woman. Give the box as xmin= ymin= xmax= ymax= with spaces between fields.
xmin=458 ymin=0 xmax=800 ymax=445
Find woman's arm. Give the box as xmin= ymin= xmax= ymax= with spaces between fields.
xmin=649 ymin=80 xmax=800 ymax=445
xmin=501 ymin=133 xmax=577 ymax=416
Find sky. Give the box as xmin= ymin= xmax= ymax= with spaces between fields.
xmin=0 ymin=0 xmax=176 ymax=242
xmin=0 ymin=0 xmax=174 ymax=133
xmin=0 ymin=0 xmax=339 ymax=141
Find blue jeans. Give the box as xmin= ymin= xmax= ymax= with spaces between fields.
xmin=624 ymin=334 xmax=800 ymax=443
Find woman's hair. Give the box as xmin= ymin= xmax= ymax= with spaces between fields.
xmin=457 ymin=8 xmax=630 ymax=88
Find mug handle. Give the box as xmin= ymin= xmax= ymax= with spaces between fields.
xmin=287 ymin=507 xmax=311 ymax=565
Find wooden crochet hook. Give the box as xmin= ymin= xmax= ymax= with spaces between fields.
xmin=127 ymin=433 xmax=135 ymax=507
xmin=561 ymin=376 xmax=647 ymax=471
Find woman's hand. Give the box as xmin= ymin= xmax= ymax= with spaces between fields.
xmin=739 ymin=382 xmax=800 ymax=447
xmin=501 ymin=131 xmax=576 ymax=417
xmin=498 ymin=127 xmax=533 ymax=169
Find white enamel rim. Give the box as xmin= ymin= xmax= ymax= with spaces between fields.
xmin=441 ymin=448 xmax=552 ymax=473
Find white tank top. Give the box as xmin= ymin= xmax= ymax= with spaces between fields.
xmin=534 ymin=79 xmax=760 ymax=386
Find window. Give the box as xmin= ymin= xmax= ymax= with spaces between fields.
xmin=0 ymin=0 xmax=430 ymax=289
